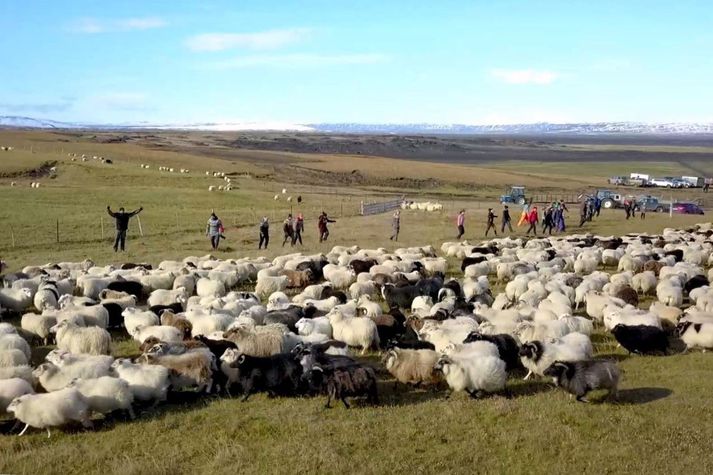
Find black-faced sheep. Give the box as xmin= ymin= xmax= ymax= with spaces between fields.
xmin=543 ymin=360 xmax=620 ymax=402
xmin=231 ymin=353 xmax=303 ymax=401
xmin=306 ymin=362 xmax=378 ymax=408
xmin=463 ymin=331 xmax=521 ymax=371
xmin=611 ymin=324 xmax=669 ymax=355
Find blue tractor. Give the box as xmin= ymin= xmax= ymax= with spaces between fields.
xmin=500 ymin=186 xmax=527 ymax=206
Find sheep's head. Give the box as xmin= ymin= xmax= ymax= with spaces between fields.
xmin=433 ymin=355 xmax=452 ymax=373
xmin=6 ymin=394 xmax=32 ymax=414
xmin=543 ymin=361 xmax=573 ymax=383
xmin=49 ymin=320 xmax=71 ymax=334
xmin=675 ymin=321 xmax=693 ymax=337
xmin=45 ymin=349 xmax=69 ymax=365
xmin=32 ymin=362 xmax=56 ymax=379
xmin=381 ymin=349 xmax=399 ymax=368
xmin=140 ymin=337 xmax=162 ymax=353
xmin=518 ymin=341 xmax=542 ymax=360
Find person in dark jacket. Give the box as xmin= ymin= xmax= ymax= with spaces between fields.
xmin=485 ymin=208 xmax=497 ymax=236
xmin=318 ymin=212 xmax=336 ymax=242
xmin=206 ymin=213 xmax=223 ymax=250
xmin=292 ymin=213 xmax=304 ymax=246
xmin=259 ymin=217 xmax=270 ymax=249
xmin=501 ymin=205 xmax=513 ymax=233
xmin=282 ymin=214 xmax=294 ymax=247
xmin=542 ymin=207 xmax=554 ymax=235
xmin=107 ymin=206 xmax=143 ymax=252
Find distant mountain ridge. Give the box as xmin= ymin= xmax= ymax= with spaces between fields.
xmin=2 ymin=115 xmax=713 ymax=135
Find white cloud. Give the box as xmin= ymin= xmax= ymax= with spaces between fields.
xmin=490 ymin=69 xmax=559 ymax=85
xmin=186 ymin=28 xmax=311 ymax=52
xmin=203 ymin=53 xmax=388 ymax=69
xmin=71 ymin=17 xmax=167 ymax=34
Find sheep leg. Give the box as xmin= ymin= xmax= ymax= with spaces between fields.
xmin=523 ymin=370 xmax=533 ymax=381
xmin=575 ymin=394 xmax=590 ymax=403
xmin=127 ymin=406 xmax=136 ymax=420
xmin=341 ymin=397 xmax=351 ymax=409
xmin=325 ymin=393 xmax=332 ymax=409
xmin=18 ymin=423 xmax=30 ymax=436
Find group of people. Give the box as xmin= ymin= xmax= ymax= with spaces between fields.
xmin=622 ymin=198 xmax=645 ymax=220
xmin=258 ymin=211 xmax=336 ymax=250
xmin=457 ymin=201 xmax=570 ymax=239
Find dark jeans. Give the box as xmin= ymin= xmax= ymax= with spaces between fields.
xmin=542 ymin=223 xmax=553 ymax=235
xmin=113 ymin=230 xmax=127 ymax=251
xmin=210 ymin=235 xmax=220 ymax=250
xmin=501 ymin=220 xmax=513 ymax=233
xmin=259 ymin=231 xmax=269 ymax=249
xmin=320 ymin=228 xmax=329 ymax=242
xmin=485 ymin=223 xmax=497 ymax=236
xmin=283 ymin=231 xmax=294 ymax=247
xmin=292 ymin=230 xmax=303 ymax=245
xmin=457 ymin=225 xmax=465 ymax=239
xmin=526 ymin=222 xmax=537 ymax=235
xmin=390 ymin=227 xmax=399 ymax=241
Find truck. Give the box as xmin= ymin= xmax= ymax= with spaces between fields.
xmin=635 ymin=195 xmax=670 ymax=213
xmin=595 ymin=190 xmax=623 ymax=209
xmin=630 ymin=173 xmax=650 ymax=181
xmin=681 ymin=176 xmax=704 ymax=188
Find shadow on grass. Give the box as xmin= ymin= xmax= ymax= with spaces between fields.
xmin=595 ymin=353 xmax=630 ymax=362
xmin=617 ymin=387 xmax=673 ymax=405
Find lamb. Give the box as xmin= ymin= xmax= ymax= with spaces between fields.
xmin=0 ymin=378 xmax=34 ymax=413
xmin=67 ymin=376 xmax=135 ymax=418
xmin=51 ymin=320 xmax=111 ymax=355
xmin=0 ymin=287 xmax=33 ymax=313
xmin=21 ymin=313 xmax=57 ymax=344
xmin=7 ymin=387 xmax=92 ymax=438
xmin=137 ymin=352 xmax=214 ymax=393
xmin=109 ymin=358 xmax=169 ymax=403
xmin=611 ymin=324 xmax=669 ymax=355
xmin=382 ymin=348 xmax=442 ymax=387
xmin=0 ymin=333 xmax=32 ymax=361
xmin=0 ymin=348 xmax=28 ymax=368
xmin=543 ymin=360 xmax=620 ymax=402
xmin=224 ymin=326 xmax=284 ymax=357
xmin=434 ymin=354 xmax=507 ymax=397
xmin=328 ymin=310 xmax=380 ymax=354
xmin=519 ymin=332 xmax=593 ymax=380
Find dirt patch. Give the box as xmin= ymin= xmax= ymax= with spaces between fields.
xmin=0 ymin=160 xmax=57 ymax=179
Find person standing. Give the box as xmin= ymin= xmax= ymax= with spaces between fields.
xmin=318 ymin=212 xmax=336 ymax=242
xmin=390 ymin=210 xmax=401 ymax=241
xmin=206 ymin=212 xmax=223 ymax=250
xmin=485 ymin=208 xmax=497 ymax=236
xmin=579 ymin=199 xmax=589 ymax=227
xmin=107 ymin=205 xmax=143 ymax=252
xmin=501 ymin=205 xmax=513 ymax=233
xmin=456 ymin=209 xmax=465 ymax=239
xmin=525 ymin=206 xmax=539 ymax=236
xmin=282 ymin=214 xmax=294 ymax=247
xmin=542 ymin=207 xmax=554 ymax=235
xmin=292 ymin=213 xmax=304 ymax=246
xmin=258 ymin=217 xmax=270 ymax=249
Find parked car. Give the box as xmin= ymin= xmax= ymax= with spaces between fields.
xmin=649 ymin=178 xmax=676 ymax=188
xmin=636 ymin=196 xmax=668 ymax=213
xmin=673 ymin=203 xmax=704 ymax=215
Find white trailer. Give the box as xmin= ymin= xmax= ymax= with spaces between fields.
xmin=681 ymin=176 xmax=704 ymax=187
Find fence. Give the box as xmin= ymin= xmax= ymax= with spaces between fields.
xmin=530 ymin=193 xmax=581 ymax=204
xmin=360 ymin=198 xmax=405 ymax=216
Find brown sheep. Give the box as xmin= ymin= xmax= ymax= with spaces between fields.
xmin=137 ymin=352 xmax=214 ymax=393
xmin=160 ymin=311 xmax=194 ymax=340
xmin=615 ymin=285 xmax=639 ymax=307
xmin=643 ymin=260 xmax=665 ymax=276
xmin=281 ymin=269 xmax=315 ymax=289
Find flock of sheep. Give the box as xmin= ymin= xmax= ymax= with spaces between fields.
xmin=2 ymin=222 xmax=713 ymax=437
xmin=401 ymin=201 xmax=444 ymax=212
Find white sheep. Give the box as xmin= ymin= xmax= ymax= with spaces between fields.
xmin=328 ymin=310 xmax=379 ymax=354
xmin=68 ymin=376 xmax=135 ymax=418
xmin=8 ymin=387 xmax=92 ymax=437
xmin=51 ymin=320 xmax=111 ymax=355
xmin=520 ymin=332 xmax=593 ymax=380
xmin=131 ymin=324 xmax=183 ymax=343
xmin=632 ymin=271 xmax=657 ymax=295
xmin=110 ymin=358 xmax=169 ymax=403
xmin=295 ymin=317 xmax=332 ymax=338
xmin=0 ymin=334 xmax=31 ymax=361
xmin=0 ymin=348 xmax=28 ymax=368
xmin=122 ymin=307 xmax=160 ymax=333
xmin=0 ymin=378 xmax=34 ymax=413
xmin=435 ymin=354 xmax=507 ymax=396
xmin=255 ymin=275 xmax=289 ymax=298
xmin=0 ymin=287 xmax=33 ymax=313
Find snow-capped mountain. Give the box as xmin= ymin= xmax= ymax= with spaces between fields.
xmin=1 ymin=115 xmax=713 ymax=135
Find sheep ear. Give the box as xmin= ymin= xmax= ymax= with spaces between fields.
xmin=237 ymin=354 xmax=246 ymax=364
xmin=311 ymin=365 xmax=324 ymax=373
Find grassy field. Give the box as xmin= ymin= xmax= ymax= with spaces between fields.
xmin=1 ymin=130 xmax=713 ymax=474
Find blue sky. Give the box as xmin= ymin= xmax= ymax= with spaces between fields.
xmin=1 ymin=0 xmax=711 ymax=124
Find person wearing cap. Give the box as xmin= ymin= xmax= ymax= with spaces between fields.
xmin=456 ymin=209 xmax=465 ymax=239
xmin=107 ymin=205 xmax=143 ymax=252
xmin=485 ymin=208 xmax=497 ymax=236
xmin=501 ymin=205 xmax=513 ymax=233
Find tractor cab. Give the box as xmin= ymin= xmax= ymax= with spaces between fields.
xmin=500 ymin=186 xmax=526 ymax=206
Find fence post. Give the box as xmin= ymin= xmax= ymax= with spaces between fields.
xmin=137 ymin=216 xmax=144 ymax=237
xmin=56 ymin=219 xmax=60 ymax=243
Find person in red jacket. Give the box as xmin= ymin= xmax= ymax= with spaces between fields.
xmin=525 ymin=206 xmax=539 ymax=236
xmin=318 ymin=212 xmax=336 ymax=242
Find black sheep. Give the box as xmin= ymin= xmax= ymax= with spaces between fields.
xmin=306 ymin=363 xmax=378 ymax=408
xmin=101 ymin=302 xmax=124 ymax=329
xmin=297 ymin=259 xmax=328 ymax=281
xmin=232 ymin=353 xmax=303 ymax=401
xmin=107 ymin=280 xmax=144 ymax=301
xmin=543 ymin=360 xmax=620 ymax=402
xmin=461 ymin=256 xmax=487 ymax=272
xmin=415 ymin=275 xmax=444 ymax=302
xmin=263 ymin=305 xmax=304 ymax=332
xmin=120 ymin=262 xmax=153 ymax=270
xmin=148 ymin=302 xmax=184 ymax=317
xmin=463 ymin=331 xmax=522 ymax=371
xmin=193 ymin=335 xmax=237 ymax=394
xmin=684 ymin=275 xmax=709 ymax=295
xmin=442 ymin=280 xmax=463 ymax=299
xmin=382 ymin=283 xmax=421 ymax=309
xmin=349 ymin=259 xmax=377 ymax=275
xmin=665 ymin=249 xmax=684 ymax=262
xmin=387 ymin=306 xmax=407 ymax=327
xmin=611 ymin=324 xmax=669 ymax=355
xmin=385 ymin=339 xmax=436 ymax=351
xmin=319 ymin=287 xmax=348 ymax=304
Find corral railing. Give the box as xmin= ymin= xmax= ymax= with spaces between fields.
xmin=360 ymin=198 xmax=404 ymax=216
xmin=530 ymin=194 xmax=581 ymax=204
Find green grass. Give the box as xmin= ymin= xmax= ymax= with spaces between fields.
xmin=2 ymin=131 xmax=713 ymax=474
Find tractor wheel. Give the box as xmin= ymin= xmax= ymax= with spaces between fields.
xmin=516 ymin=197 xmax=526 ymax=206
xmin=602 ymin=199 xmax=613 ymax=209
